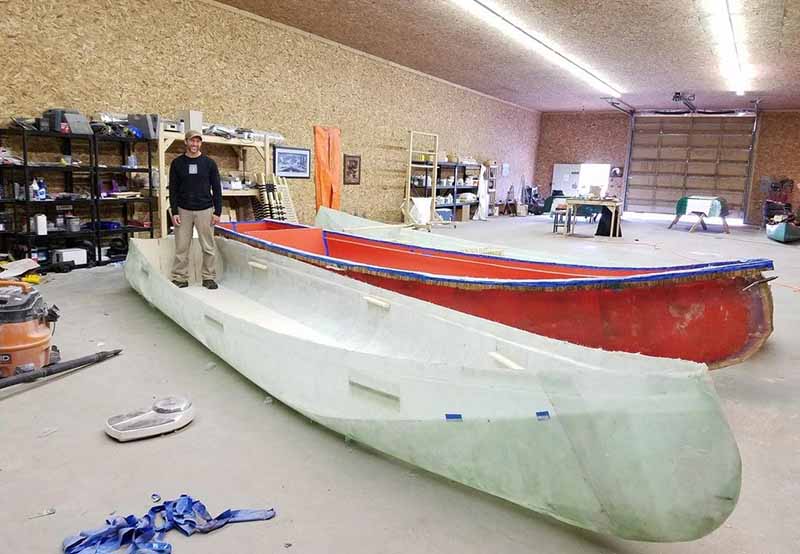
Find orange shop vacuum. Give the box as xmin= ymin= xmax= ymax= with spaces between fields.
xmin=1 ymin=280 xmax=122 ymax=390
xmin=0 ymin=280 xmax=59 ymax=377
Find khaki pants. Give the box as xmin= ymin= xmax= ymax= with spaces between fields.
xmin=171 ymin=207 xmax=216 ymax=282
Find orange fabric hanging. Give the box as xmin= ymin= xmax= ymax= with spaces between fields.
xmin=313 ymin=126 xmax=342 ymax=211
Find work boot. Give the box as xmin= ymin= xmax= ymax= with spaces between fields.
xmin=202 ymin=279 xmax=218 ymax=290
xmin=172 ymin=280 xmax=188 ymax=288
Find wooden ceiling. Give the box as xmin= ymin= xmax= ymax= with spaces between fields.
xmin=219 ymin=0 xmax=800 ymax=112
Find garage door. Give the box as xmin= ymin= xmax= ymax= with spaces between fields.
xmin=624 ymin=115 xmax=756 ymax=216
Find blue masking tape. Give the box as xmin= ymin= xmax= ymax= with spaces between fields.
xmin=63 ymin=494 xmax=276 ymax=554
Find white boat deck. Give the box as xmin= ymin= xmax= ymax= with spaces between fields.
xmin=183 ymin=285 xmax=340 ymax=348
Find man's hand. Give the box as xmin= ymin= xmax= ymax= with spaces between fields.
xmin=172 ymin=214 xmax=181 ymax=226
xmin=212 ymin=214 xmax=220 ymax=225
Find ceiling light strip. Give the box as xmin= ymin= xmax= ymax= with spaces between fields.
xmin=452 ymin=0 xmax=623 ymax=97
xmin=724 ymin=0 xmax=745 ymax=95
xmin=707 ymin=0 xmax=747 ymax=95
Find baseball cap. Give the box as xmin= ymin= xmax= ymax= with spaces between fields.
xmin=185 ymin=129 xmax=203 ymax=141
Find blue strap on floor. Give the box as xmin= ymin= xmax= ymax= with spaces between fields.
xmin=62 ymin=494 xmax=276 ymax=554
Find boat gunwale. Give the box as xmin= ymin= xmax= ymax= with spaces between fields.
xmin=225 ymin=219 xmax=774 ymax=273
xmin=216 ymin=221 xmax=774 ymax=290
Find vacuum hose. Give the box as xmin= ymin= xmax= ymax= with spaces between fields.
xmin=0 ymin=349 xmax=122 ymax=390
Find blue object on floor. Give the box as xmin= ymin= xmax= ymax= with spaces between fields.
xmin=63 ymin=494 xmax=276 ymax=554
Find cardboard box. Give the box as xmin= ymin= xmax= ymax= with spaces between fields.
xmin=53 ymin=248 xmax=87 ymax=266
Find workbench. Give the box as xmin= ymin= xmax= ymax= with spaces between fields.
xmin=564 ymin=198 xmax=623 ymax=237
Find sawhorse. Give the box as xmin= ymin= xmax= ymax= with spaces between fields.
xmin=668 ymin=211 xmax=730 ymax=233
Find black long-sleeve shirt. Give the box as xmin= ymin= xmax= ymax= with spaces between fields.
xmin=169 ymin=154 xmax=222 ymax=216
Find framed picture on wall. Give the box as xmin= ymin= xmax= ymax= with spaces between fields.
xmin=343 ymin=154 xmax=361 ymax=185
xmin=273 ymin=146 xmax=311 ymax=179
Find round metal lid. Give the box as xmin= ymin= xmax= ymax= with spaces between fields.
xmin=152 ymin=395 xmax=192 ymax=414
xmin=0 ymin=285 xmax=44 ymax=323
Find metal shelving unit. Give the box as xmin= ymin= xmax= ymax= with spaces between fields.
xmin=409 ymin=160 xmax=481 ymax=221
xmin=0 ymin=127 xmax=154 ymax=267
xmin=93 ymin=134 xmax=155 ymax=263
xmin=404 ymin=131 xmax=481 ymax=225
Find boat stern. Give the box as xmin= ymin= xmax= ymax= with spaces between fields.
xmin=538 ymin=365 xmax=741 ymax=541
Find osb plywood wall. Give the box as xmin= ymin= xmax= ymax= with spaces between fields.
xmin=748 ymin=112 xmax=800 ymax=225
xmin=0 ymin=0 xmax=540 ymax=224
xmin=533 ymin=112 xmax=630 ymax=198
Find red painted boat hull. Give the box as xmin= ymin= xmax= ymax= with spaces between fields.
xmin=349 ymin=270 xmax=772 ymax=368
xmin=217 ymin=221 xmax=774 ymax=368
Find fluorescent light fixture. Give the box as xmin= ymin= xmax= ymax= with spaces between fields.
xmin=704 ymin=0 xmax=748 ymax=95
xmin=449 ymin=0 xmax=623 ymax=97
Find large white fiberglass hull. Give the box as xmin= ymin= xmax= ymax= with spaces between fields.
xmin=125 ymin=236 xmax=741 ymax=542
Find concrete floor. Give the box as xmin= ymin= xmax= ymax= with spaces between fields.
xmin=2 ymin=215 xmax=798 ymax=553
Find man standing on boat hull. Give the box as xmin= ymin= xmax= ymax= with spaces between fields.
xmin=169 ymin=129 xmax=222 ymax=289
